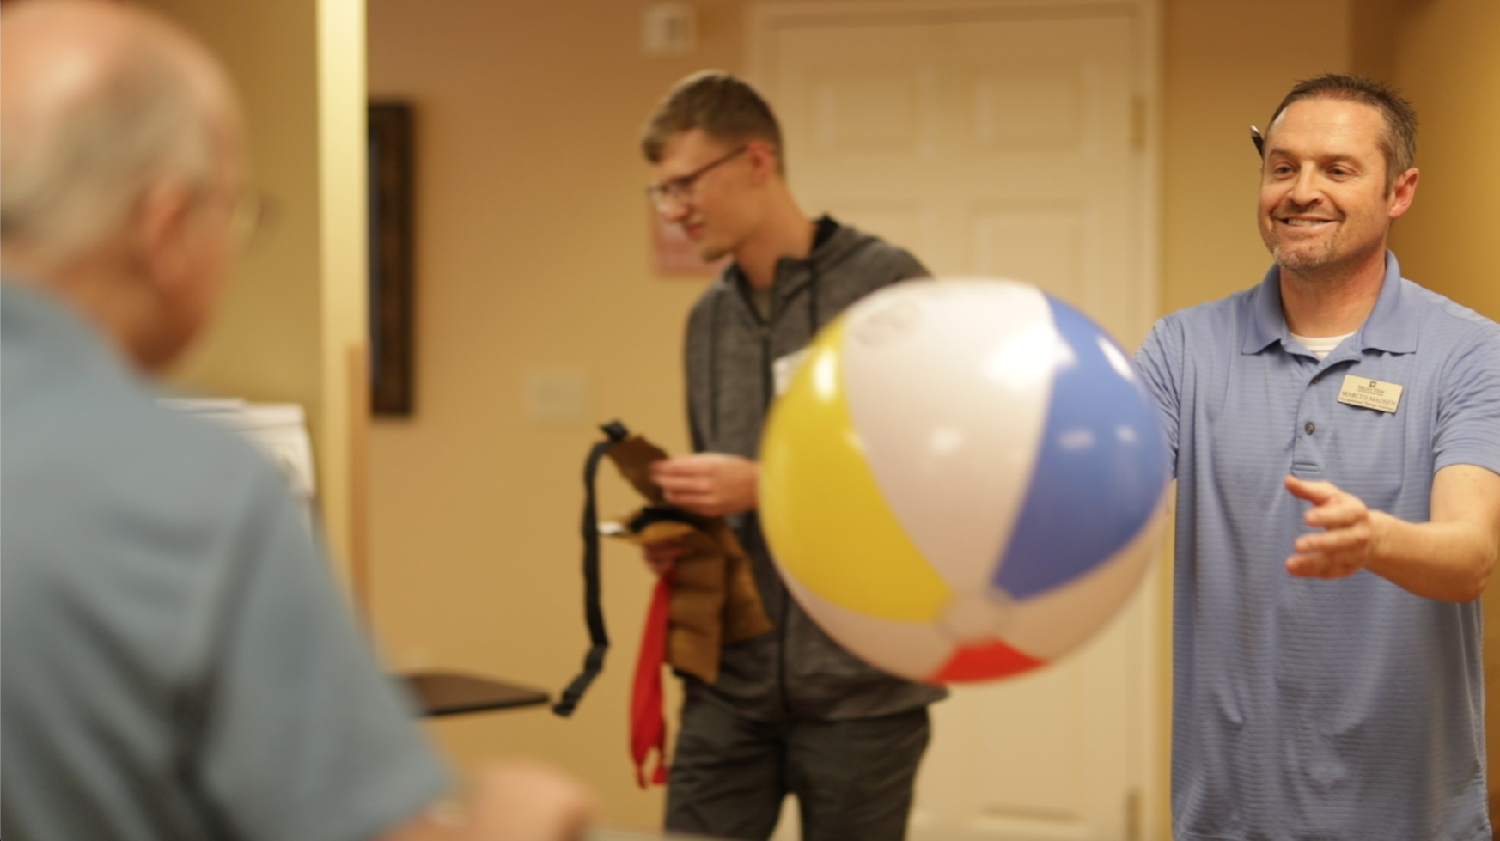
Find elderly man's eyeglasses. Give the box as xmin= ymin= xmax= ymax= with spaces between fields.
xmin=645 ymin=146 xmax=748 ymax=211
xmin=228 ymin=189 xmax=277 ymax=252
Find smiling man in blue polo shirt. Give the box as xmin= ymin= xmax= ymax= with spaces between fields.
xmin=1137 ymin=75 xmax=1500 ymax=840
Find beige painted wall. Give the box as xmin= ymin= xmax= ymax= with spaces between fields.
xmin=1388 ymin=0 xmax=1500 ymax=321
xmin=1385 ymin=0 xmax=1500 ymax=811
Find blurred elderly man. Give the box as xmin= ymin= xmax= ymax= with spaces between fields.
xmin=0 ymin=3 xmax=592 ymax=840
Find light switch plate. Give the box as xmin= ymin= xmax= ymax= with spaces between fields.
xmin=524 ymin=368 xmax=591 ymax=424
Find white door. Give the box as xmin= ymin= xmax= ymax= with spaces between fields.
xmin=749 ymin=3 xmax=1163 ymax=839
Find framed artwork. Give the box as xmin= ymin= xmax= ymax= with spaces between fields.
xmin=368 ymin=101 xmax=416 ymax=416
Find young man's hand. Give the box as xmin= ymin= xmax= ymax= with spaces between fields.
xmin=650 ymin=454 xmax=759 ymax=518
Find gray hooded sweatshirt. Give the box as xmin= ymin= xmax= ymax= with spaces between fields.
xmin=682 ymin=215 xmax=948 ymax=721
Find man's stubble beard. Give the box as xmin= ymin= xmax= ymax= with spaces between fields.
xmin=1267 ymin=222 xmax=1342 ymax=280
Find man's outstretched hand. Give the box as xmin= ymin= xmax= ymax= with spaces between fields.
xmin=1283 ymin=475 xmax=1386 ymax=580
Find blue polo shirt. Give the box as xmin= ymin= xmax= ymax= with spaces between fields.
xmin=1136 ymin=253 xmax=1500 ymax=841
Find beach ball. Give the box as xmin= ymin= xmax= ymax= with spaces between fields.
xmin=759 ymin=278 xmax=1169 ymax=684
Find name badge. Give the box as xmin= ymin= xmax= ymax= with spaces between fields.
xmin=772 ymin=348 xmax=811 ymax=397
xmin=1337 ymin=374 xmax=1403 ymax=413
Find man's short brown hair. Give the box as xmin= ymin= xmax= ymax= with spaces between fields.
xmin=1267 ymin=73 xmax=1417 ymax=192
xmin=641 ymin=71 xmax=785 ymax=174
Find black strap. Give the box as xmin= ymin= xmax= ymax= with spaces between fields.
xmin=553 ymin=420 xmax=631 ymax=717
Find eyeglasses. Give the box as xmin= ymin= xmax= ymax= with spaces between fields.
xmin=645 ymin=146 xmax=748 ymax=211
xmin=228 ymin=189 xmax=277 ymax=252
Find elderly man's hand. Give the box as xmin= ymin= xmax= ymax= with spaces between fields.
xmin=464 ymin=761 xmax=596 ymax=841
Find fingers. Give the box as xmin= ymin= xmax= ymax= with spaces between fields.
xmin=650 ymin=455 xmax=712 ymax=482
xmin=648 ymin=454 xmax=755 ymax=517
xmin=651 ymin=458 xmax=713 ymax=510
xmin=1293 ymin=527 xmax=1367 ymax=557
xmin=1284 ymin=476 xmax=1374 ymax=580
xmin=1284 ymin=475 xmax=1337 ymax=504
xmin=652 ymin=463 xmax=725 ymax=515
xmin=655 ymin=481 xmax=711 ymax=514
xmin=1287 ymin=528 xmax=1371 ymax=578
xmin=1286 ymin=476 xmax=1367 ymax=527
xmin=1286 ymin=553 xmax=1365 ymax=579
xmin=655 ymin=474 xmax=710 ymax=501
xmin=465 ymin=761 xmax=596 ymax=841
xmin=1303 ymin=498 xmax=1364 ymax=530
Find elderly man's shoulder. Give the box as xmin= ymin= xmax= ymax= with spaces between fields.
xmin=3 ymin=351 xmax=296 ymax=537
xmin=98 ymin=388 xmax=294 ymax=521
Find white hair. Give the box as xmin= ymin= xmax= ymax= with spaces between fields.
xmin=0 ymin=39 xmax=219 ymax=270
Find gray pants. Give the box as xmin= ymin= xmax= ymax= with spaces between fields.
xmin=664 ymin=695 xmax=931 ymax=841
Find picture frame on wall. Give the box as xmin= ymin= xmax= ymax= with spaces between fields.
xmin=368 ymin=100 xmax=416 ymax=417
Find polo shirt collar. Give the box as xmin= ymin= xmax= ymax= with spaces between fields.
xmin=1243 ymin=266 xmax=1288 ymax=354
xmin=1357 ymin=252 xmax=1417 ymax=353
xmin=1241 ymin=251 xmax=1415 ymax=355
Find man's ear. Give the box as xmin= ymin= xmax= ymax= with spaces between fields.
xmin=130 ymin=180 xmax=197 ymax=291
xmin=745 ymin=140 xmax=779 ymax=185
xmin=1388 ymin=167 xmax=1419 ymax=219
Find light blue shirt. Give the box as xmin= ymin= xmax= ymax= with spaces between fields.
xmin=1136 ymin=253 xmax=1500 ymax=841
xmin=1 ymin=284 xmax=448 ymax=841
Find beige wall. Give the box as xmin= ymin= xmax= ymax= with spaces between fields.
xmin=1386 ymin=0 xmax=1500 ymax=811
xmin=1388 ymin=0 xmax=1500 ymax=321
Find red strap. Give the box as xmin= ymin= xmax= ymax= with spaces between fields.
xmin=630 ymin=570 xmax=672 ymax=788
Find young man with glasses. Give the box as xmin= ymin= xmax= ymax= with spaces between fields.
xmin=637 ymin=70 xmax=945 ymax=841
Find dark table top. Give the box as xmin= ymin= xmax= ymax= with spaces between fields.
xmin=402 ymin=669 xmax=551 ymax=718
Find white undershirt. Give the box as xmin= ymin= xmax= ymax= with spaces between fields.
xmin=1289 ymin=330 xmax=1356 ymax=360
